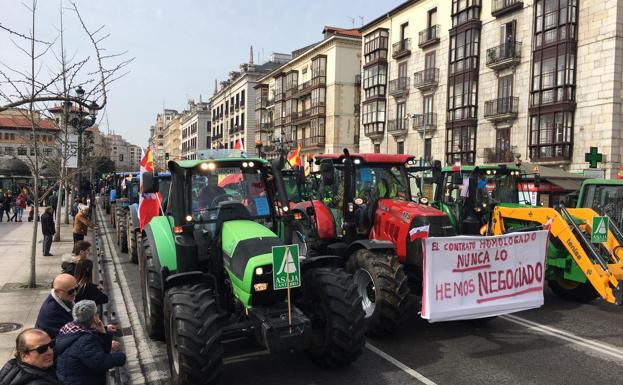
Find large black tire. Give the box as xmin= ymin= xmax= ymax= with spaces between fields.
xmin=119 ymin=217 xmax=128 ymax=253
xmin=164 ymin=283 xmax=223 ymax=385
xmin=299 ymin=267 xmax=365 ymax=367
xmin=105 ymin=201 xmax=110 ymax=214
xmin=346 ymin=249 xmax=409 ymax=336
xmin=548 ymin=277 xmax=599 ymax=303
xmin=141 ymin=236 xmax=164 ymax=340
xmin=128 ymin=216 xmax=138 ymax=263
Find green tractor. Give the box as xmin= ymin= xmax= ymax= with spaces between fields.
xmin=139 ymin=154 xmax=365 ymax=385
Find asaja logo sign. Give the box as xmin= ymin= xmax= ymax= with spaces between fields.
xmin=591 ymin=216 xmax=609 ymax=243
xmin=272 ymin=244 xmax=300 ymax=290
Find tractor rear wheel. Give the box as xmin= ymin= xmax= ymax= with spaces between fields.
xmin=128 ymin=217 xmax=138 ymax=263
xmin=119 ymin=216 xmax=128 ymax=253
xmin=141 ymin=236 xmax=164 ymax=340
xmin=301 ymin=267 xmax=365 ymax=367
xmin=164 ymin=283 xmax=223 ymax=385
xmin=548 ymin=277 xmax=599 ymax=303
xmin=347 ymin=249 xmax=409 ymax=336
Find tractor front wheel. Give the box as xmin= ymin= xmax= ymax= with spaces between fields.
xmin=164 ymin=283 xmax=223 ymax=385
xmin=141 ymin=236 xmax=164 ymax=340
xmin=548 ymin=277 xmax=599 ymax=303
xmin=119 ymin=216 xmax=128 ymax=253
xmin=347 ymin=249 xmax=409 ymax=336
xmin=300 ymin=267 xmax=365 ymax=367
xmin=128 ymin=217 xmax=138 ymax=263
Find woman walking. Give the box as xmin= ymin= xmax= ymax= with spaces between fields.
xmin=14 ymin=192 xmax=26 ymax=222
xmin=72 ymin=205 xmax=97 ymax=244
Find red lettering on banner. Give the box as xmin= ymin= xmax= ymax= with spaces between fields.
xmin=478 ymin=262 xmax=544 ymax=297
xmin=432 ymin=242 xmax=439 ymax=251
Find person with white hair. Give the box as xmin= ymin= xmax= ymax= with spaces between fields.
xmin=71 ymin=204 xmax=97 ymax=245
xmin=54 ymin=300 xmax=126 ymax=385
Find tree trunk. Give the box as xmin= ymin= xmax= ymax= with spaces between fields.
xmin=64 ymin=185 xmax=70 ymax=224
xmin=54 ymin=178 xmax=63 ymax=242
xmin=29 ymin=177 xmax=39 ymax=288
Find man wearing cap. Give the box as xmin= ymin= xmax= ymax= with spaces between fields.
xmin=54 ymin=300 xmax=126 ymax=385
xmin=0 ymin=328 xmax=62 ymax=385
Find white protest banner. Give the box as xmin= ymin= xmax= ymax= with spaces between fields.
xmin=421 ymin=230 xmax=548 ymax=322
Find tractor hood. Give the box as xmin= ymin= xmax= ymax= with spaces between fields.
xmin=376 ymin=198 xmax=448 ymax=220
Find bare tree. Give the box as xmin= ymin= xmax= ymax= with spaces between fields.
xmin=0 ymin=0 xmax=132 ymax=287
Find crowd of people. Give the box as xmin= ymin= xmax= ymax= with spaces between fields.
xmin=0 ymin=242 xmax=125 ymax=385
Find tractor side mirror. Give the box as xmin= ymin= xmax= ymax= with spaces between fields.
xmin=534 ymin=173 xmax=541 ymax=188
xmin=142 ymin=172 xmax=159 ymax=194
xmin=320 ymin=161 xmax=335 ymax=186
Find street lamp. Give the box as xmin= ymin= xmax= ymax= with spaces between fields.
xmin=71 ymin=86 xmax=98 ymax=198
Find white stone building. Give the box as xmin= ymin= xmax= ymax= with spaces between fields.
xmin=180 ymin=99 xmax=211 ymax=160
xmin=359 ymin=0 xmax=623 ymax=178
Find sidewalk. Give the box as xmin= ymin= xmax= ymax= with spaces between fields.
xmin=0 ymin=213 xmax=78 ymax=363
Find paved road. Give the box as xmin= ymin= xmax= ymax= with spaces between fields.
xmin=98 ymin=207 xmax=623 ymax=385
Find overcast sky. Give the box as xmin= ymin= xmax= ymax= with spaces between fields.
xmin=1 ymin=0 xmax=403 ymax=148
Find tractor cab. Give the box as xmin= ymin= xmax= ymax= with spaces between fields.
xmin=433 ymin=164 xmax=522 ymax=234
xmin=577 ymin=179 xmax=623 ymax=229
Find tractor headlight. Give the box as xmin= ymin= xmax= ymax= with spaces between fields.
xmin=420 ymin=197 xmax=429 ymax=205
xmin=253 ymin=283 xmax=268 ymax=291
xmin=200 ymin=163 xmax=209 ymax=170
xmin=354 ymin=197 xmax=364 ymax=205
xmin=242 ymin=162 xmax=248 ymax=168
xmin=248 ymin=161 xmax=254 ymax=167
xmin=255 ymin=267 xmax=263 ymax=276
xmin=185 ymin=215 xmax=193 ymax=223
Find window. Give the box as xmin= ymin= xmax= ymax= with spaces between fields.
xmin=424 ymin=139 xmax=432 ymax=161
xmin=449 ymin=28 xmax=480 ymax=74
xmin=312 ymin=88 xmax=326 ymax=107
xmin=428 ymin=8 xmax=437 ymax=28
xmin=447 ymin=77 xmax=478 ymax=121
xmin=531 ymin=51 xmax=575 ymax=105
xmin=374 ymin=143 xmax=381 ymax=153
xmin=535 ymin=0 xmax=578 ymax=47
xmin=397 ymin=141 xmax=404 ymax=154
xmin=311 ymin=118 xmax=325 ymax=138
xmin=241 ymin=90 xmax=245 ymax=105
xmin=364 ymin=29 xmax=389 ymax=63
xmin=17 ymin=147 xmax=26 ymax=155
xmin=451 ymin=0 xmax=481 ymax=26
xmin=362 ymin=100 xmax=386 ymax=125
xmin=5 ymin=146 xmax=14 ymax=155
xmin=363 ymin=64 xmax=387 ymax=98
xmin=529 ymin=111 xmax=573 ymax=160
xmin=446 ymin=125 xmax=476 ymax=165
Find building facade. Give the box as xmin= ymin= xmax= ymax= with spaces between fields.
xmin=180 ymin=99 xmax=211 ymax=160
xmin=359 ymin=0 xmax=623 ymax=178
xmin=148 ymin=109 xmax=178 ymax=170
xmin=106 ymin=133 xmax=142 ymax=171
xmin=163 ymin=113 xmax=181 ymax=161
xmin=210 ymin=48 xmax=289 ymax=156
xmin=0 ymin=108 xmax=58 ymax=161
xmin=255 ymin=27 xmax=362 ymax=161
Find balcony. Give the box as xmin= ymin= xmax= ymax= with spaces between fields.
xmin=274 ymin=117 xmax=284 ymax=127
xmin=412 ymin=113 xmax=437 ymax=133
xmin=257 ymin=122 xmax=273 ymax=133
xmin=311 ymin=75 xmax=326 ymax=87
xmin=235 ymin=102 xmax=240 ymax=111
xmin=413 ymin=68 xmax=439 ymax=91
xmin=274 ymin=91 xmax=285 ymax=103
xmin=418 ymin=25 xmax=440 ymax=48
xmin=255 ymin=98 xmax=269 ymax=110
xmin=387 ymin=118 xmax=409 ymax=136
xmin=388 ymin=77 xmax=410 ymax=97
xmin=363 ymin=124 xmax=384 ymax=140
xmin=392 ymin=38 xmax=411 ymax=59
xmin=484 ymin=97 xmax=519 ymax=122
xmin=491 ymin=0 xmax=523 ymax=18
xmin=311 ymin=105 xmax=326 ymax=116
xmin=301 ymin=135 xmax=325 ymax=148
xmin=484 ymin=147 xmax=515 ymax=163
xmin=229 ymin=124 xmax=244 ymax=134
xmin=240 ymin=102 xmax=245 ymax=110
xmin=296 ymin=109 xmax=312 ymax=122
xmin=485 ymin=41 xmax=522 ymax=70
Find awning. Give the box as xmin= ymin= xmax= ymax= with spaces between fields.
xmin=549 ymin=178 xmax=584 ymax=191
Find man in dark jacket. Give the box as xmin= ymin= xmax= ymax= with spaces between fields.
xmin=35 ymin=274 xmax=77 ymax=339
xmin=40 ymin=207 xmax=55 ymax=257
xmin=0 ymin=328 xmax=62 ymax=385
xmin=55 ymin=300 xmax=126 ymax=385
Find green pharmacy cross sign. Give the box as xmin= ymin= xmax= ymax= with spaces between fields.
xmin=585 ymin=147 xmax=603 ymax=169
xmin=272 ymin=244 xmax=301 ymax=290
xmin=591 ymin=216 xmax=609 ymax=243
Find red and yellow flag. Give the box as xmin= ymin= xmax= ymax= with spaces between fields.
xmin=617 ymin=166 xmax=623 ymax=179
xmin=139 ymin=148 xmax=162 ymax=231
xmin=287 ymin=143 xmax=302 ymax=168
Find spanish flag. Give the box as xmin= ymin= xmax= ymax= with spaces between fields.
xmin=139 ymin=148 xmax=162 ymax=231
xmin=287 ymin=143 xmax=302 ymax=168
xmin=617 ymin=166 xmax=623 ymax=179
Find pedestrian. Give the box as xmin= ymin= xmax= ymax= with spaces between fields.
xmin=8 ymin=193 xmax=17 ymax=222
xmin=74 ymin=259 xmax=108 ymax=305
xmin=72 ymin=205 xmax=97 ymax=244
xmin=40 ymin=207 xmax=55 ymax=257
xmin=34 ymin=274 xmax=78 ymax=339
xmin=14 ymin=192 xmax=26 ymax=222
xmin=70 ymin=198 xmax=79 ymax=218
xmin=0 ymin=192 xmax=5 ymax=222
xmin=62 ymin=241 xmax=92 ymax=276
xmin=48 ymin=192 xmax=58 ymax=216
xmin=54 ymin=300 xmax=126 ymax=385
xmin=3 ymin=192 xmax=12 ymax=221
xmin=0 ymin=328 xmax=62 ymax=385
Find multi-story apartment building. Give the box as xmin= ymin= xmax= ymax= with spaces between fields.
xmin=210 ymin=48 xmax=289 ymax=156
xmin=255 ymin=27 xmax=362 ymax=160
xmin=148 ymin=109 xmax=178 ymax=170
xmin=180 ymin=99 xmax=211 ymax=160
xmin=0 ymin=108 xmax=58 ymax=162
xmin=360 ymin=0 xmax=623 ymax=178
xmin=106 ymin=133 xmax=142 ymax=171
xmin=163 ymin=113 xmax=181 ymax=161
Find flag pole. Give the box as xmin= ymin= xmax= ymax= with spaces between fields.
xmin=285 ymin=245 xmax=292 ymax=334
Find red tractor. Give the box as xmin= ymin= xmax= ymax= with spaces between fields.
xmin=289 ymin=151 xmax=455 ymax=335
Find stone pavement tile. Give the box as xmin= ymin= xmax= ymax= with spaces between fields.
xmin=0 ymin=215 xmax=79 ymax=363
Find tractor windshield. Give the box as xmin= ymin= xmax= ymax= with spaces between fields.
xmin=581 ymin=184 xmax=623 ymax=228
xmin=190 ymin=165 xmax=271 ymax=221
xmin=442 ymin=171 xmax=519 ymax=205
xmin=356 ymin=165 xmax=410 ymax=201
